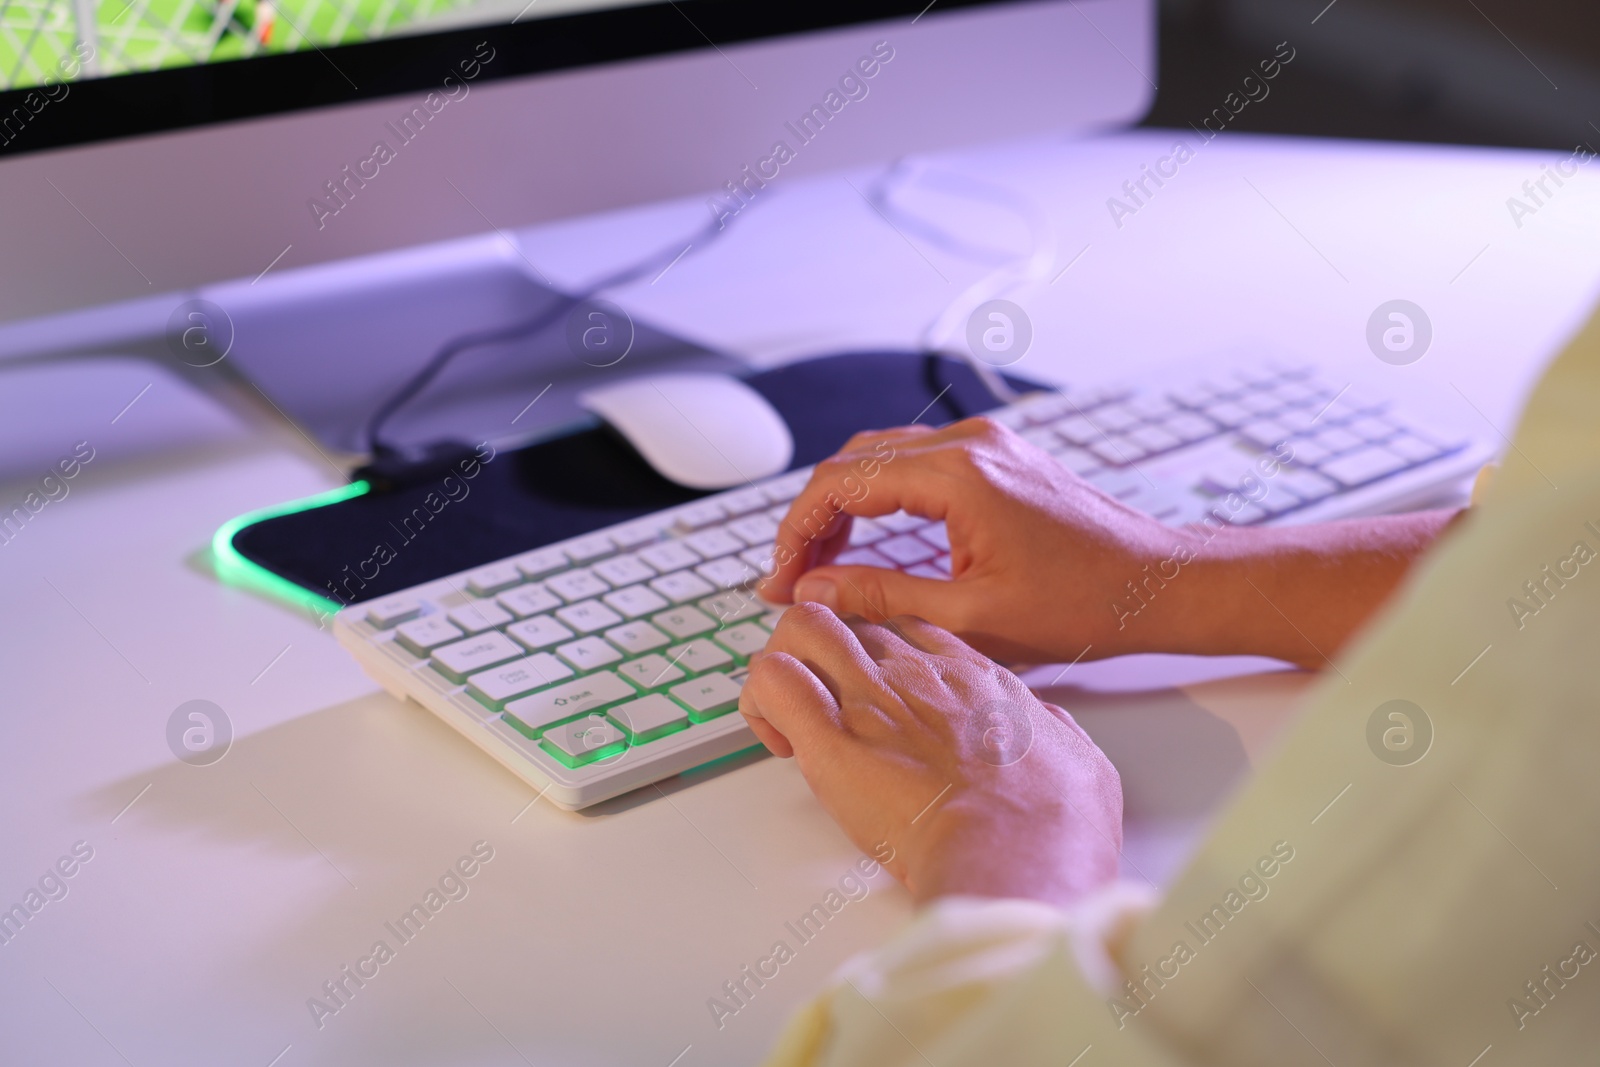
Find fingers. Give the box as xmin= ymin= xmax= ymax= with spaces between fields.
xmin=791 ymin=565 xmax=965 ymax=633
xmin=760 ymin=415 xmax=1012 ymax=603
xmin=762 ymin=448 xmax=952 ymax=602
xmin=881 ymin=613 xmax=977 ymax=659
xmin=837 ymin=424 xmax=936 ymax=455
xmin=759 ymin=602 xmax=882 ymax=697
xmin=738 ymin=651 xmax=841 ymax=760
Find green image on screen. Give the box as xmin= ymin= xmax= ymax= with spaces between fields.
xmin=1 ymin=0 xmax=479 ymax=90
xmin=0 ymin=0 xmax=645 ymax=91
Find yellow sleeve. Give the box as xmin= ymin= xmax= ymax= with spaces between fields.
xmin=762 ymin=887 xmax=1189 ymax=1067
xmin=764 ymin=309 xmax=1600 ymax=1066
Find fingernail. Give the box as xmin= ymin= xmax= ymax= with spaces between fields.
xmin=794 ymin=576 xmax=838 ymax=609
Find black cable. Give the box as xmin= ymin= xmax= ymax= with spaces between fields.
xmin=362 ymin=202 xmax=752 ymax=458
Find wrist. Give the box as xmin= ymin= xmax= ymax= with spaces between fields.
xmin=1102 ymin=525 xmax=1228 ymax=657
xmin=906 ymin=800 xmax=1117 ymax=910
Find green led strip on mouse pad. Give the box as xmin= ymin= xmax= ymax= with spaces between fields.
xmin=212 ymin=481 xmax=371 ymax=616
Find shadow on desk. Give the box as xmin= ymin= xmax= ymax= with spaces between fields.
xmin=1040 ymin=665 xmax=1317 ymax=887
xmin=64 ymin=661 xmax=1316 ymax=1063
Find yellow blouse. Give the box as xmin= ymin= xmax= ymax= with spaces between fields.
xmin=763 ymin=305 xmax=1600 ymax=1067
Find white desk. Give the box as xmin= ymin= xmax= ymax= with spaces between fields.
xmin=3 ymin=130 xmax=1598 ymax=1066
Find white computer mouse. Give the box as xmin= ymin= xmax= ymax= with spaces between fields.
xmin=578 ymin=371 xmax=795 ymax=490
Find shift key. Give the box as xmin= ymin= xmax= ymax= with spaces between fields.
xmin=504 ymin=671 xmax=636 ymax=737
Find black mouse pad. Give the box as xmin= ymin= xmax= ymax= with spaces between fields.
xmin=227 ymin=352 xmax=1043 ymax=607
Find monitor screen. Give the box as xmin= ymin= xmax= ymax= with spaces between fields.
xmin=0 ymin=0 xmax=1014 ymax=155
xmin=0 ymin=0 xmax=648 ymax=91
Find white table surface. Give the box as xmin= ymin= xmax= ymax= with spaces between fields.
xmin=3 ymin=128 xmax=1599 ymax=1067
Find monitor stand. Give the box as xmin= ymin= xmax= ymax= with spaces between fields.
xmin=0 ymin=230 xmax=745 ymax=470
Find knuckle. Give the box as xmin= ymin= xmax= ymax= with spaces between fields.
xmin=783 ymin=600 xmax=836 ymax=627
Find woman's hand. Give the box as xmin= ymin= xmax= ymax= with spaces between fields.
xmin=739 ymin=603 xmax=1123 ymax=908
xmin=757 ymin=416 xmax=1462 ymax=668
xmin=758 ymin=417 xmax=1188 ymax=663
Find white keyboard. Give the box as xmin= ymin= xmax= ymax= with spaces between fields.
xmin=335 ymin=364 xmax=1493 ymax=809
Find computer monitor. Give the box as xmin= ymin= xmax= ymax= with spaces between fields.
xmin=0 ymin=0 xmax=1155 ymax=326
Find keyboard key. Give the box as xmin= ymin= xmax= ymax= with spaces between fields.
xmin=1347 ymin=415 xmax=1399 ymax=443
xmin=1204 ymin=401 xmax=1253 ymax=426
xmin=685 ymin=528 xmax=744 ymax=559
xmin=365 ymin=596 xmax=422 ymax=629
xmin=877 ymin=534 xmax=939 ymax=566
xmin=394 ymin=616 xmax=464 ymax=656
xmin=675 ymin=501 xmax=727 ymax=529
xmin=1237 ymin=391 xmax=1281 ymax=416
xmin=431 ymin=632 xmax=525 ymax=684
xmin=547 ymin=569 xmax=611 ymax=602
xmin=720 ymin=488 xmax=769 ymax=516
xmin=604 ymin=621 xmax=672 ymax=655
xmin=727 ymin=514 xmax=779 ymax=545
xmin=556 ymin=635 xmax=625 ymax=672
xmin=667 ymin=639 xmax=733 ymax=674
xmin=1124 ymin=394 xmax=1178 ymax=421
xmin=834 ymin=547 xmax=894 ymax=569
xmin=1274 ymin=467 xmax=1339 ymax=504
xmin=618 ymin=654 xmax=686 ymax=690
xmin=497 ymin=584 xmax=562 ymax=618
xmin=669 ymin=672 xmax=744 ymax=721
xmin=555 ymin=599 xmax=624 ymax=634
xmin=1019 ymin=392 xmax=1071 ymax=422
xmin=507 ymin=615 xmax=575 ymax=651
xmin=651 ymin=570 xmax=716 ymax=604
xmin=1090 ymin=437 xmax=1137 ymax=465
xmin=1020 ymin=426 xmax=1062 ymax=452
xmin=696 ymin=556 xmax=758 ymax=590
xmin=1320 ymin=446 xmax=1412 ymax=488
xmin=515 ymin=547 xmax=569 ymax=579
xmin=466 ymin=563 xmax=523 ymax=597
xmin=1092 ymin=405 xmax=1141 ymax=432
xmin=760 ymin=610 xmax=787 ymax=631
xmin=466 ymin=653 xmax=573 ymax=709
xmin=1314 ymin=426 xmax=1364 ymax=455
xmin=762 ymin=470 xmax=811 ymax=503
xmin=610 ymin=519 xmax=665 ymax=549
xmin=739 ymin=546 xmax=777 ymax=574
xmin=505 ymin=671 xmax=637 ymax=735
xmin=639 ymin=541 xmax=700 ymax=572
xmin=565 ymin=533 xmax=615 ymax=563
xmin=603 ymin=584 xmax=670 ymax=619
xmin=1164 ymin=411 xmax=1220 ymax=442
xmin=652 ymin=605 xmax=718 ymax=639
xmin=594 ymin=554 xmax=656 ymax=587
xmin=1053 ymin=414 xmax=1103 ymax=446
xmin=1053 ymin=447 xmax=1103 ymax=476
xmin=540 ymin=715 xmax=628 ymax=768
xmin=713 ymin=623 xmax=769 ymax=661
xmin=447 ymin=600 xmax=514 ymax=634
xmin=607 ymin=693 xmax=690 ymax=743
xmin=701 ymin=591 xmax=766 ymax=624
xmin=1286 ymin=436 xmax=1332 ymax=465
xmin=1274 ymin=379 xmax=1323 ymax=405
